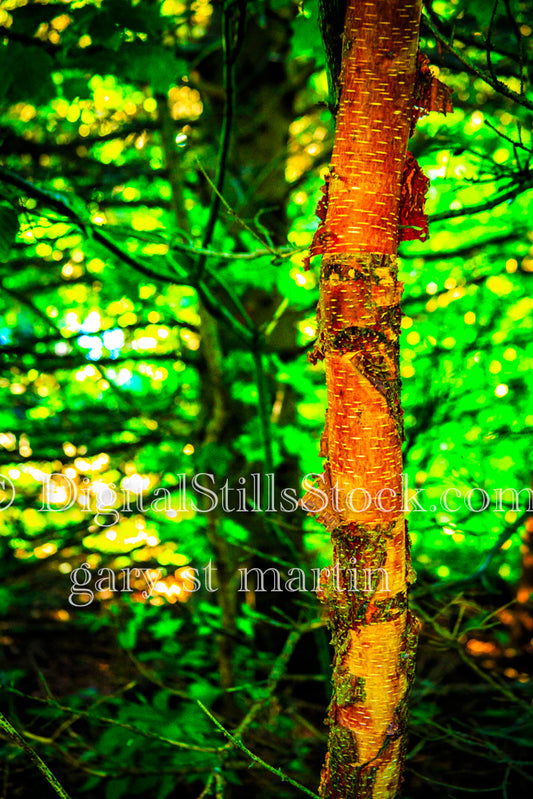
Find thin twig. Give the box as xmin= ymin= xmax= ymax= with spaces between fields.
xmin=414 ymin=605 xmax=533 ymax=713
xmin=408 ymin=767 xmax=501 ymax=792
xmin=233 ymin=627 xmax=302 ymax=737
xmin=194 ymin=157 xmax=277 ymax=254
xmin=414 ymin=513 xmax=526 ymax=597
xmin=172 ymin=241 xmax=296 ymax=261
xmin=502 ymin=0 xmax=525 ymax=95
xmin=430 ymin=178 xmax=533 ymax=221
xmin=195 ymin=277 xmax=253 ymax=343
xmin=197 ymin=701 xmax=320 ymax=799
xmin=196 ymin=6 xmax=236 ymax=281
xmin=252 ymin=343 xmax=274 ymax=475
xmin=0 ymin=711 xmax=72 ymax=799
xmin=423 ymin=13 xmax=533 ymax=112
xmin=1 ymin=685 xmax=221 ymax=753
xmin=0 ymin=167 xmax=181 ymax=284
xmin=486 ymin=0 xmax=500 ymax=88
xmin=250 ymin=344 xmax=300 ymax=560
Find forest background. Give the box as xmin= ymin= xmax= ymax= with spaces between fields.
xmin=0 ymin=0 xmax=533 ymax=797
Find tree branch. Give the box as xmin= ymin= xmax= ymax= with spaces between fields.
xmin=422 ymin=12 xmax=533 ymax=112
xmin=430 ymin=177 xmax=533 ymax=221
xmin=196 ymin=5 xmax=236 ymax=281
xmin=197 ymin=701 xmax=321 ymax=799
xmin=0 ymin=711 xmax=72 ymax=799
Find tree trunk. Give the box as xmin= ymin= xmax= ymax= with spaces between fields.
xmin=302 ymin=1 xmax=449 ymax=796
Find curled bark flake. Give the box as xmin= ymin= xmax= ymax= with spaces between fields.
xmin=399 ymin=151 xmax=430 ymax=243
xmin=305 ymin=175 xmax=343 ymax=269
xmin=308 ymin=302 xmax=326 ymax=363
xmin=413 ymin=51 xmax=453 ymax=126
xmin=404 ymin=519 xmax=417 ymax=585
xmin=307 ymin=343 xmax=325 ymax=364
xmin=310 ymin=227 xmax=341 ymax=259
xmin=316 ymin=175 xmax=330 ymax=223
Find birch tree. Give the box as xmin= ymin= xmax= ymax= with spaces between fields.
xmin=302 ymin=1 xmax=451 ymax=796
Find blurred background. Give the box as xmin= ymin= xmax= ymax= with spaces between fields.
xmin=0 ymin=0 xmax=533 ymax=796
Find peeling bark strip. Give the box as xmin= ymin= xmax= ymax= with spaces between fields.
xmin=301 ymin=1 xmax=445 ymax=797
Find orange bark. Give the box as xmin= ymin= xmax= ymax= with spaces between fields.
xmin=301 ymin=1 xmax=444 ymax=797
xmin=311 ymin=1 xmax=422 ymax=255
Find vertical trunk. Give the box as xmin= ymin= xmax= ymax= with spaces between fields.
xmin=304 ymin=1 xmax=425 ymax=796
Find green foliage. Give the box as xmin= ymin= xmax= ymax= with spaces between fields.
xmin=291 ymin=0 xmax=325 ymax=66
xmin=0 ymin=0 xmax=533 ymax=797
xmin=0 ymin=201 xmax=19 ymax=259
xmin=0 ymin=43 xmax=55 ymax=103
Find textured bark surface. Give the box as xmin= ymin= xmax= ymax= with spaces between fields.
xmin=310 ymin=1 xmax=422 ymax=256
xmin=303 ymin=1 xmax=425 ymax=797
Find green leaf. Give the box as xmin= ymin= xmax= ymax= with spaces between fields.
xmin=157 ymin=775 xmax=175 ymax=799
xmin=104 ymin=0 xmax=162 ymax=36
xmin=116 ymin=43 xmax=187 ymax=93
xmin=152 ymin=689 xmax=170 ymax=713
xmin=0 ymin=44 xmax=55 ymax=103
xmin=0 ymin=203 xmax=19 ymax=261
xmin=187 ymin=678 xmax=220 ymax=705
xmin=96 ymin=726 xmax=133 ymax=756
xmin=80 ymin=775 xmax=103 ymax=793
xmin=106 ymin=777 xmax=130 ymax=799
xmin=10 ymin=3 xmax=64 ymax=35
xmin=291 ymin=0 xmax=325 ymax=66
xmin=117 ymin=618 xmax=138 ymax=650
xmin=221 ymin=518 xmax=249 ymax=543
xmin=194 ymin=442 xmax=233 ymax=479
